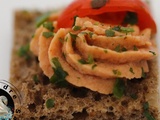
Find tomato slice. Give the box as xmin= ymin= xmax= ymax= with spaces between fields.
xmin=57 ymin=0 xmax=156 ymax=33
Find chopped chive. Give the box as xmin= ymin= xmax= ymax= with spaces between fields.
xmin=113 ymin=70 xmax=121 ymax=76
xmin=46 ymin=98 xmax=54 ymax=109
xmin=114 ymin=45 xmax=127 ymax=52
xmin=112 ymin=26 xmax=121 ymax=31
xmin=69 ymin=33 xmax=77 ymax=46
xmin=114 ymin=45 xmax=121 ymax=52
xmin=78 ymin=55 xmax=94 ymax=65
xmin=143 ymin=102 xmax=149 ymax=110
xmin=72 ymin=15 xmax=78 ymax=26
xmin=78 ymin=59 xmax=88 ymax=64
xmin=36 ymin=12 xmax=51 ymax=27
xmin=73 ymin=26 xmax=81 ymax=31
xmin=143 ymin=102 xmax=155 ymax=120
xmin=87 ymin=54 xmax=94 ymax=64
xmin=120 ymin=27 xmax=134 ymax=33
xmin=105 ymin=29 xmax=115 ymax=37
xmin=69 ymin=33 xmax=77 ymax=40
xmin=50 ymin=57 xmax=69 ymax=87
xmin=129 ymin=67 xmax=135 ymax=74
xmin=133 ymin=45 xmax=138 ymax=51
xmin=141 ymin=67 xmax=146 ymax=79
xmin=112 ymin=26 xmax=134 ymax=33
xmin=121 ymin=47 xmax=127 ymax=52
xmin=80 ymin=32 xmax=88 ymax=35
xmin=17 ymin=43 xmax=30 ymax=60
xmin=59 ymin=37 xmax=64 ymax=43
xmin=43 ymin=32 xmax=54 ymax=38
xmin=33 ymin=75 xmax=39 ymax=84
xmin=92 ymin=64 xmax=97 ymax=70
xmin=113 ymin=78 xmax=125 ymax=99
xmin=32 ymin=34 xmax=35 ymax=38
xmin=89 ymin=32 xmax=94 ymax=38
xmin=149 ymin=51 xmax=156 ymax=55
xmin=130 ymin=94 xmax=138 ymax=100
xmin=93 ymin=22 xmax=100 ymax=25
xmin=65 ymin=37 xmax=68 ymax=42
xmin=43 ymin=22 xmax=54 ymax=31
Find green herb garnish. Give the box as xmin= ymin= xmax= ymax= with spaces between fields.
xmin=143 ymin=102 xmax=155 ymax=120
xmin=32 ymin=34 xmax=35 ymax=38
xmin=69 ymin=33 xmax=77 ymax=46
xmin=50 ymin=57 xmax=69 ymax=87
xmin=43 ymin=22 xmax=54 ymax=31
xmin=36 ymin=12 xmax=51 ymax=27
xmin=141 ymin=67 xmax=146 ymax=79
xmin=33 ymin=75 xmax=39 ymax=84
xmin=72 ymin=15 xmax=78 ymax=26
xmin=113 ymin=69 xmax=121 ymax=76
xmin=17 ymin=43 xmax=30 ymax=60
xmin=133 ymin=45 xmax=138 ymax=51
xmin=42 ymin=32 xmax=54 ymax=38
xmin=93 ymin=22 xmax=100 ymax=25
xmin=69 ymin=33 xmax=77 ymax=41
xmin=80 ymin=32 xmax=88 ymax=35
xmin=105 ymin=29 xmax=115 ymax=37
xmin=88 ymin=32 xmax=94 ymax=38
xmin=114 ymin=45 xmax=127 ymax=52
xmin=112 ymin=26 xmax=134 ymax=34
xmin=59 ymin=37 xmax=64 ymax=43
xmin=130 ymin=94 xmax=138 ymax=100
xmin=129 ymin=67 xmax=135 ymax=74
xmin=120 ymin=27 xmax=134 ymax=33
xmin=78 ymin=54 xmax=95 ymax=65
xmin=73 ymin=26 xmax=81 ymax=31
xmin=87 ymin=54 xmax=94 ymax=64
xmin=65 ymin=37 xmax=68 ymax=42
xmin=112 ymin=26 xmax=121 ymax=31
xmin=114 ymin=45 xmax=121 ymax=52
xmin=149 ymin=51 xmax=156 ymax=55
xmin=123 ymin=12 xmax=138 ymax=25
xmin=78 ymin=59 xmax=88 ymax=64
xmin=143 ymin=102 xmax=149 ymax=110
xmin=113 ymin=78 xmax=125 ymax=99
xmin=92 ymin=64 xmax=97 ymax=70
xmin=46 ymin=98 xmax=54 ymax=109
xmin=121 ymin=47 xmax=127 ymax=52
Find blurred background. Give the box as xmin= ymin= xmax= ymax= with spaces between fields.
xmin=0 ymin=0 xmax=159 ymax=80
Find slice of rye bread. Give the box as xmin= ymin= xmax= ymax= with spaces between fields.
xmin=10 ymin=11 xmax=159 ymax=120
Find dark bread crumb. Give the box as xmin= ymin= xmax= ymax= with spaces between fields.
xmin=10 ymin=11 xmax=159 ymax=120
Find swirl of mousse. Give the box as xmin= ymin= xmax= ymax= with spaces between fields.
xmin=30 ymin=13 xmax=60 ymax=77
xmin=47 ymin=17 xmax=156 ymax=94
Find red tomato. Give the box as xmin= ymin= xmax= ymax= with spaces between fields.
xmin=57 ymin=0 xmax=156 ymax=33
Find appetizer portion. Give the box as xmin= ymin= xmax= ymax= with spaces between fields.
xmin=11 ymin=0 xmax=159 ymax=119
xmin=30 ymin=0 xmax=156 ymax=95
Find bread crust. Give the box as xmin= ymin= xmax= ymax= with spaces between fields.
xmin=10 ymin=11 xmax=159 ymax=120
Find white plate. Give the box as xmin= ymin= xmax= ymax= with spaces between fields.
xmin=0 ymin=0 xmax=159 ymax=80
